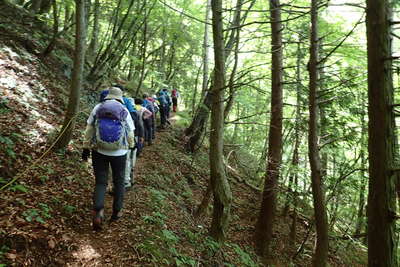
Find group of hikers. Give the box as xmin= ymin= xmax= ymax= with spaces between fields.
xmin=81 ymin=84 xmax=179 ymax=230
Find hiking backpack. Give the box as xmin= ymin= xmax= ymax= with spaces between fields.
xmin=93 ymin=101 xmax=129 ymax=150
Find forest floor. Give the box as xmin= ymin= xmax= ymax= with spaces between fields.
xmin=0 ymin=1 xmax=367 ymax=266
xmin=0 ymin=116 xmax=368 ymax=266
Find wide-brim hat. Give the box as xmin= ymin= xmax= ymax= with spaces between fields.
xmin=104 ymin=87 xmax=123 ymax=102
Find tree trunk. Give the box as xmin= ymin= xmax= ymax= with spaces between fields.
xmin=195 ymin=181 xmax=212 ymax=218
xmin=366 ymin=0 xmax=397 ymax=265
xmin=209 ymin=0 xmax=232 ymax=243
xmin=284 ymin=41 xmax=303 ymax=218
xmin=223 ymin=0 xmax=242 ymax=120
xmin=135 ymin=17 xmax=149 ymax=95
xmin=355 ymin=108 xmax=367 ymax=236
xmin=64 ymin=1 xmax=71 ymax=31
xmin=184 ymin=0 xmax=255 ymax=153
xmin=191 ymin=64 xmax=202 ymax=115
xmin=308 ymin=0 xmax=328 ymax=266
xmin=202 ymin=0 xmax=211 ymax=98
xmin=40 ymin=0 xmax=59 ymax=57
xmin=29 ymin=0 xmax=42 ymax=14
xmin=254 ymin=0 xmax=283 ymax=256
xmin=39 ymin=0 xmax=51 ymax=14
xmin=289 ymin=40 xmax=303 ymax=245
xmin=54 ymin=0 xmax=86 ymax=149
xmin=88 ymin=0 xmax=100 ymax=59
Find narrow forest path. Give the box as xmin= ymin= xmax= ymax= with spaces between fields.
xmin=62 ymin=119 xmax=188 ymax=266
xmin=0 ymin=112 xmax=366 ymax=266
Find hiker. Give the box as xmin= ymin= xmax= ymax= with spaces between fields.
xmin=134 ymin=98 xmax=152 ymax=149
xmin=157 ymin=90 xmax=169 ymax=129
xmin=82 ymin=87 xmax=135 ymax=230
xmin=171 ymin=88 xmax=179 ymax=112
xmin=100 ymin=85 xmax=140 ymax=190
xmin=149 ymin=94 xmax=159 ymax=139
xmin=142 ymin=93 xmax=156 ymax=145
xmin=162 ymin=88 xmax=172 ymax=119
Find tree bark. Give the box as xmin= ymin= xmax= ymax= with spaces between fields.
xmin=64 ymin=1 xmax=72 ymax=31
xmin=29 ymin=0 xmax=42 ymax=14
xmin=39 ymin=0 xmax=51 ymax=14
xmin=40 ymin=0 xmax=59 ymax=57
xmin=355 ymin=108 xmax=367 ymax=236
xmin=54 ymin=0 xmax=86 ymax=149
xmin=88 ymin=0 xmax=100 ymax=59
xmin=223 ymin=0 xmax=242 ymax=120
xmin=308 ymin=0 xmax=328 ymax=266
xmin=289 ymin=40 xmax=303 ymax=245
xmin=195 ymin=181 xmax=212 ymax=218
xmin=366 ymin=0 xmax=398 ymax=265
xmin=136 ymin=15 xmax=149 ymax=95
xmin=184 ymin=0 xmax=255 ymax=153
xmin=209 ymin=0 xmax=232 ymax=243
xmin=254 ymin=0 xmax=283 ymax=256
xmin=201 ymin=0 xmax=211 ymax=98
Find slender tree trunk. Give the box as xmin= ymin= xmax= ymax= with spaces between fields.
xmin=136 ymin=16 xmax=149 ymax=95
xmin=64 ymin=2 xmax=71 ymax=30
xmin=191 ymin=64 xmax=202 ymax=115
xmin=209 ymin=0 xmax=232 ymax=243
xmin=308 ymin=0 xmax=328 ymax=265
xmin=224 ymin=0 xmax=242 ymax=120
xmin=40 ymin=0 xmax=59 ymax=57
xmin=195 ymin=181 xmax=212 ymax=218
xmin=54 ymin=0 xmax=86 ymax=149
xmin=284 ymin=41 xmax=303 ymax=220
xmin=184 ymin=0 xmax=255 ymax=153
xmin=288 ymin=42 xmax=303 ymax=245
xmin=29 ymin=0 xmax=42 ymax=14
xmin=201 ymin=0 xmax=211 ymax=97
xmin=84 ymin=0 xmax=91 ymax=33
xmin=254 ymin=0 xmax=283 ymax=256
xmin=366 ymin=0 xmax=397 ymax=265
xmin=355 ymin=108 xmax=367 ymax=236
xmin=289 ymin=154 xmax=299 ymax=245
xmin=88 ymin=0 xmax=100 ymax=58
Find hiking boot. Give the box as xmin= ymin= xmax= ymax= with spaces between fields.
xmin=110 ymin=210 xmax=123 ymax=222
xmin=92 ymin=209 xmax=104 ymax=231
xmin=125 ymin=185 xmax=132 ymax=192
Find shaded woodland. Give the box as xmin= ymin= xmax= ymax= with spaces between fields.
xmin=0 ymin=0 xmax=399 ymax=266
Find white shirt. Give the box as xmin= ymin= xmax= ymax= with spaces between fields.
xmin=87 ymin=100 xmax=135 ymax=156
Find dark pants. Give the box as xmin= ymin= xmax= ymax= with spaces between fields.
xmin=151 ymin=115 xmax=156 ymax=139
xmin=92 ymin=150 xmax=126 ymax=213
xmin=159 ymin=105 xmax=167 ymax=127
xmin=172 ymin=97 xmax=177 ymax=112
xmin=165 ymin=105 xmax=171 ymax=119
xmin=143 ymin=118 xmax=153 ymax=143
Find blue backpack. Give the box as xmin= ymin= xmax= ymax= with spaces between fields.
xmin=94 ymin=101 xmax=129 ymax=150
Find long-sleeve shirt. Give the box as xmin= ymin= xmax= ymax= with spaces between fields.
xmin=83 ymin=99 xmax=135 ymax=156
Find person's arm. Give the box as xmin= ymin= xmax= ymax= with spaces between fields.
xmin=83 ymin=104 xmax=100 ymax=148
xmin=82 ymin=104 xmax=100 ymax=161
xmin=125 ymin=108 xmax=136 ymax=148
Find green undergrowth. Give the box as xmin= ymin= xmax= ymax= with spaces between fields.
xmin=135 ymin=125 xmax=262 ymax=266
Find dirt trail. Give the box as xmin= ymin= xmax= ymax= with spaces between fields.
xmin=62 ymin=126 xmax=174 ymax=266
